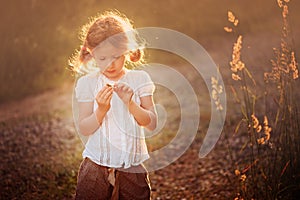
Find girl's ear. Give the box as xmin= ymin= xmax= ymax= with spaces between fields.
xmin=129 ymin=49 xmax=141 ymax=62
xmin=80 ymin=45 xmax=93 ymax=62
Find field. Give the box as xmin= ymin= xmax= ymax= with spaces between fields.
xmin=1 ymin=0 xmax=300 ymax=199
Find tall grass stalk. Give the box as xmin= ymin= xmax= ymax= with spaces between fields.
xmin=225 ymin=0 xmax=299 ymax=199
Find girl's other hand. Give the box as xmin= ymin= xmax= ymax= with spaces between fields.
xmin=113 ymin=83 xmax=133 ymax=105
xmin=95 ymin=85 xmax=113 ymax=112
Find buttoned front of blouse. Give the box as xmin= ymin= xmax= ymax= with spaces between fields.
xmin=75 ymin=69 xmax=155 ymax=169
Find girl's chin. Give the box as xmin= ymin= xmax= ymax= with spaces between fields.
xmin=103 ymin=70 xmax=124 ymax=80
xmin=104 ymin=71 xmax=116 ymax=77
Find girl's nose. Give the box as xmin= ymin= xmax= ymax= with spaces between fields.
xmin=102 ymin=58 xmax=116 ymax=71
xmin=110 ymin=58 xmax=118 ymax=67
xmin=106 ymin=60 xmax=117 ymax=71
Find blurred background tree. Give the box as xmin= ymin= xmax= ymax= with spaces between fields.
xmin=0 ymin=0 xmax=299 ymax=103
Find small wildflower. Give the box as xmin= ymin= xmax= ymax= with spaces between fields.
xmin=228 ymin=11 xmax=235 ymax=23
xmin=263 ymin=115 xmax=269 ymax=126
xmin=240 ymin=174 xmax=247 ymax=182
xmin=257 ymin=116 xmax=272 ymax=145
xmin=293 ymin=70 xmax=299 ymax=79
xmin=265 ymin=132 xmax=271 ymax=142
xmin=218 ymin=85 xmax=223 ymax=94
xmin=251 ymin=114 xmax=259 ymax=129
xmin=224 ymin=26 xmax=233 ymax=33
xmin=256 ymin=125 xmax=262 ymax=133
xmin=237 ymin=61 xmax=245 ymax=71
xmin=234 ymin=19 xmax=239 ymax=26
xmin=231 ymin=64 xmax=238 ymax=73
xmin=282 ymin=5 xmax=289 ymax=18
xmin=264 ymin=72 xmax=269 ymax=82
xmin=264 ymin=126 xmax=272 ymax=134
xmin=214 ymin=98 xmax=224 ymax=111
xmin=257 ymin=138 xmax=265 ymax=145
xmin=211 ymin=77 xmax=218 ymax=85
xmin=228 ymin=11 xmax=239 ymax=27
xmin=230 ymin=36 xmax=244 ymax=74
xmin=290 ymin=52 xmax=299 ymax=79
xmin=263 ymin=116 xmax=272 ymax=136
xmin=235 ymin=169 xmax=241 ymax=176
xmin=277 ymin=0 xmax=283 ymax=8
xmin=216 ymin=101 xmax=224 ymax=111
xmin=212 ymin=89 xmax=218 ymax=100
xmin=211 ymin=76 xmax=224 ymax=111
xmin=234 ymin=193 xmax=243 ymax=200
xmin=232 ymin=73 xmax=241 ymax=81
xmin=212 ymin=83 xmax=223 ymax=94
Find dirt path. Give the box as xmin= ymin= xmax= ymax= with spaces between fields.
xmin=0 ymin=81 xmax=83 ymax=199
xmin=0 ymin=79 xmax=238 ymax=199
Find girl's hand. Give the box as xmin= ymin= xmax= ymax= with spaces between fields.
xmin=113 ymin=83 xmax=133 ymax=105
xmin=95 ymin=85 xmax=113 ymax=112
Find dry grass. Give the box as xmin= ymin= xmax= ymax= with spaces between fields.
xmin=225 ymin=1 xmax=300 ymax=199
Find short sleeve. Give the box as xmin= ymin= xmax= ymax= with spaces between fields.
xmin=137 ymin=71 xmax=155 ymax=97
xmin=75 ymin=75 xmax=94 ymax=102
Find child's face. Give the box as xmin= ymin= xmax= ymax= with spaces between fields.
xmin=91 ymin=41 xmax=127 ymax=80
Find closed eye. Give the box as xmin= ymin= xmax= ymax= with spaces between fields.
xmin=98 ymin=57 xmax=106 ymax=61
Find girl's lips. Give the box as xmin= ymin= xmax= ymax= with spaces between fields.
xmin=106 ymin=69 xmax=115 ymax=73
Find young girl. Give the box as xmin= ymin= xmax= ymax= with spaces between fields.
xmin=70 ymin=10 xmax=157 ymax=200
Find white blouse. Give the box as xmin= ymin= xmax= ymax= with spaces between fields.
xmin=75 ymin=69 xmax=155 ymax=168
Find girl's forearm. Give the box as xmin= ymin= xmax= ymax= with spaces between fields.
xmin=127 ymin=100 xmax=157 ymax=131
xmin=78 ymin=113 xmax=99 ymax=136
xmin=79 ymin=107 xmax=107 ymax=136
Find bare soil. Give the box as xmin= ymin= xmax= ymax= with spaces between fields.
xmin=0 ymin=77 xmax=240 ymax=199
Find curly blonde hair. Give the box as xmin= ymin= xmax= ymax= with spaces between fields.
xmin=69 ymin=10 xmax=144 ymax=74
